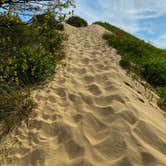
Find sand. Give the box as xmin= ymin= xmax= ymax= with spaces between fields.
xmin=0 ymin=24 xmax=166 ymax=166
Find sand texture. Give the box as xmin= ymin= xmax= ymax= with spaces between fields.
xmin=1 ymin=24 xmax=166 ymax=166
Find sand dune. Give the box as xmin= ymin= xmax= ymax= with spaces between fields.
xmin=1 ymin=24 xmax=166 ymax=166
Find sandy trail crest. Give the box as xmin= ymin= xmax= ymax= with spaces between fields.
xmin=1 ymin=24 xmax=166 ymax=166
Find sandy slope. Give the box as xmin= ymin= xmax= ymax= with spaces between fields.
xmin=1 ymin=24 xmax=166 ymax=166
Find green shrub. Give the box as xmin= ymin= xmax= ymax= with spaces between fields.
xmin=157 ymin=87 xmax=166 ymax=111
xmin=141 ymin=57 xmax=166 ymax=87
xmin=0 ymin=12 xmax=65 ymax=85
xmin=98 ymin=22 xmax=166 ymax=111
xmin=0 ymin=83 xmax=34 ymax=137
xmin=32 ymin=11 xmax=64 ymax=30
xmin=66 ymin=16 xmax=88 ymax=27
xmin=14 ymin=46 xmax=60 ymax=84
xmin=119 ymin=55 xmax=131 ymax=69
xmin=0 ymin=13 xmax=21 ymax=26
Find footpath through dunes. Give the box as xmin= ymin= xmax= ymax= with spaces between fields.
xmin=1 ymin=24 xmax=166 ymax=166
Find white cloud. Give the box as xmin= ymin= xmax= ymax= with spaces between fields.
xmin=152 ymin=34 xmax=166 ymax=49
xmin=97 ymin=0 xmax=166 ymax=18
xmin=76 ymin=0 xmax=166 ymax=32
xmin=75 ymin=0 xmax=166 ymax=48
xmin=75 ymin=0 xmax=101 ymax=23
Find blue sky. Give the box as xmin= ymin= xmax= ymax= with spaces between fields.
xmin=74 ymin=0 xmax=166 ymax=49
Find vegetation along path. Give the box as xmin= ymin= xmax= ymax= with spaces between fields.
xmin=1 ymin=24 xmax=166 ymax=166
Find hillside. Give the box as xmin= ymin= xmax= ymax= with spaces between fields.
xmin=95 ymin=22 xmax=166 ymax=111
xmin=0 ymin=24 xmax=166 ymax=166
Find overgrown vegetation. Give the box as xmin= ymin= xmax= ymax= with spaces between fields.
xmin=66 ymin=16 xmax=88 ymax=27
xmin=94 ymin=22 xmax=166 ymax=111
xmin=0 ymin=83 xmax=34 ymax=137
xmin=0 ymin=11 xmax=66 ymax=85
xmin=0 ymin=11 xmax=66 ymax=137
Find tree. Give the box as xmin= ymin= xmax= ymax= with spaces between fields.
xmin=0 ymin=0 xmax=75 ymax=18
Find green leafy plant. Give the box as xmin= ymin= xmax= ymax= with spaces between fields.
xmin=0 ymin=11 xmax=66 ymax=85
xmin=157 ymin=87 xmax=166 ymax=111
xmin=32 ymin=10 xmax=64 ymax=31
xmin=66 ymin=16 xmax=88 ymax=27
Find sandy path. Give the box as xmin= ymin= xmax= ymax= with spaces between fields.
xmin=1 ymin=24 xmax=166 ymax=166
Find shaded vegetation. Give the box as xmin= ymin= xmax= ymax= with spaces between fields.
xmin=0 ymin=11 xmax=66 ymax=85
xmin=0 ymin=83 xmax=34 ymax=137
xmin=157 ymin=87 xmax=166 ymax=110
xmin=66 ymin=16 xmax=88 ymax=27
xmin=0 ymin=11 xmax=66 ymax=136
xmin=32 ymin=12 xmax=64 ymax=31
xmin=94 ymin=22 xmax=166 ymax=111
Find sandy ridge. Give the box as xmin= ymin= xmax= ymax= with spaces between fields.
xmin=1 ymin=24 xmax=166 ymax=166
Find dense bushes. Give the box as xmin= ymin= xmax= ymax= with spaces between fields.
xmin=157 ymin=87 xmax=166 ymax=110
xmin=141 ymin=57 xmax=166 ymax=86
xmin=95 ymin=22 xmax=166 ymax=111
xmin=66 ymin=16 xmax=88 ymax=27
xmin=32 ymin=11 xmax=64 ymax=30
xmin=0 ymin=11 xmax=65 ymax=85
xmin=0 ymin=11 xmax=65 ymax=136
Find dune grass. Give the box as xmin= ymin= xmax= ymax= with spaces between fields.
xmin=0 ymin=83 xmax=34 ymax=137
xmin=94 ymin=22 xmax=166 ymax=111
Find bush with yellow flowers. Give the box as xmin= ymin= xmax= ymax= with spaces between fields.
xmin=0 ymin=11 xmax=65 ymax=85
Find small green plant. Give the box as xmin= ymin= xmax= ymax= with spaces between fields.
xmin=66 ymin=16 xmax=88 ymax=27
